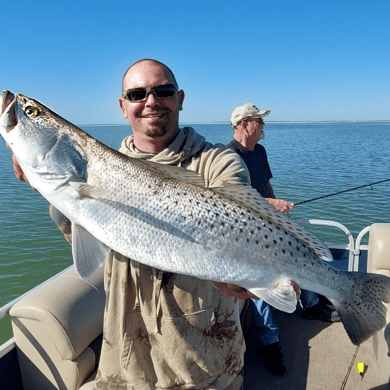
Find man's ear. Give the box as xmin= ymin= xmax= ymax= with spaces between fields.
xmin=240 ymin=121 xmax=248 ymax=130
xmin=178 ymin=90 xmax=185 ymax=111
xmin=118 ymin=97 xmax=128 ymax=119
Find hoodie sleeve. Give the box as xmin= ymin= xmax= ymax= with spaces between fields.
xmin=184 ymin=142 xmax=251 ymax=189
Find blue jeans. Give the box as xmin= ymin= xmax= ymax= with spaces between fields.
xmin=249 ymin=299 xmax=279 ymax=346
xmin=249 ymin=290 xmax=319 ymax=346
xmin=299 ymin=290 xmax=319 ymax=309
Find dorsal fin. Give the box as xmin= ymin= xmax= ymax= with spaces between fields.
xmin=212 ymin=185 xmax=333 ymax=262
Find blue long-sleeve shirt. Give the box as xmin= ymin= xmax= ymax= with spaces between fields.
xmin=226 ymin=139 xmax=273 ymax=198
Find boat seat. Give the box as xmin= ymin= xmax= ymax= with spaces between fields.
xmin=367 ymin=223 xmax=390 ymax=383
xmin=9 ymin=265 xmax=106 ymax=390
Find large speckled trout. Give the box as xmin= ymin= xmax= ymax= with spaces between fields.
xmin=1 ymin=90 xmax=390 ymax=346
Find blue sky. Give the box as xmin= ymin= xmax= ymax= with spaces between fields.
xmin=1 ymin=0 xmax=389 ymax=124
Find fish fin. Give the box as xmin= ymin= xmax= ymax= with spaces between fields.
xmin=330 ymin=272 xmax=390 ymax=345
xmin=249 ymin=280 xmax=298 ymax=313
xmin=212 ymin=185 xmax=333 ymax=262
xmin=70 ymin=181 xmax=109 ymax=199
xmin=384 ymin=323 xmax=390 ymax=356
xmin=140 ymin=160 xmax=206 ymax=187
xmin=72 ymin=223 xmax=110 ymax=280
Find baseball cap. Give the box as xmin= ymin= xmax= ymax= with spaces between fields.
xmin=230 ymin=103 xmax=271 ymax=128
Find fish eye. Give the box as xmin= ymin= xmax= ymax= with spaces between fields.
xmin=25 ymin=106 xmax=39 ymax=118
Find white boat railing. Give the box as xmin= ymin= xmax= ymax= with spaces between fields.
xmin=354 ymin=225 xmax=371 ymax=271
xmin=295 ymin=219 xmax=358 ymax=271
xmin=0 ymin=338 xmax=16 ymax=359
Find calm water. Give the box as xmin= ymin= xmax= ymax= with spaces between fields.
xmin=0 ymin=122 xmax=389 ymax=307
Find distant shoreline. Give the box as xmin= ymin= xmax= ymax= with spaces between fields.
xmin=80 ymin=120 xmax=390 ymax=126
xmin=181 ymin=120 xmax=390 ymax=124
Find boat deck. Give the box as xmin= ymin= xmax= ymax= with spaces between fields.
xmin=244 ymin=307 xmax=388 ymax=390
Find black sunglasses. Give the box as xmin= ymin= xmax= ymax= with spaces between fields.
xmin=122 ymin=83 xmax=178 ymax=103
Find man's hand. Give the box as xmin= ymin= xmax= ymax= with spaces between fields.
xmin=211 ymin=282 xmax=258 ymax=300
xmin=265 ymin=198 xmax=294 ymax=213
xmin=6 ymin=144 xmax=32 ymax=185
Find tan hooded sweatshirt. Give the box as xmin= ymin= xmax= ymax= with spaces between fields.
xmin=94 ymin=128 xmax=250 ymax=390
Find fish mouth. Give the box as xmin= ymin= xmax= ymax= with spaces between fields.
xmin=1 ymin=91 xmax=18 ymax=130
xmin=1 ymin=91 xmax=16 ymax=116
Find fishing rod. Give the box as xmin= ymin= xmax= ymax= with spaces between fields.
xmin=292 ymin=178 xmax=390 ymax=206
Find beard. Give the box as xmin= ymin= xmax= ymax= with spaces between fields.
xmin=144 ymin=116 xmax=179 ymax=139
xmin=145 ymin=126 xmax=169 ymax=138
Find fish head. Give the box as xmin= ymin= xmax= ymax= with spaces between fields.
xmin=0 ymin=91 xmax=87 ymax=192
xmin=0 ymin=91 xmax=64 ymax=168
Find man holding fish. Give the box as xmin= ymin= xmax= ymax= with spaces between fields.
xmin=8 ymin=59 xmax=262 ymax=389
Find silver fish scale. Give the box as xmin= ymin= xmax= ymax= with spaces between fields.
xmin=105 ymin=166 xmax=329 ymax=288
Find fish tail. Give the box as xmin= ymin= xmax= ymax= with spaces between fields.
xmin=332 ymin=272 xmax=390 ymax=345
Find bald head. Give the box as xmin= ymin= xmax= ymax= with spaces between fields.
xmin=122 ymin=59 xmax=179 ymax=92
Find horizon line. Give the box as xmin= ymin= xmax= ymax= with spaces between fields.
xmin=79 ymin=120 xmax=390 ymax=126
